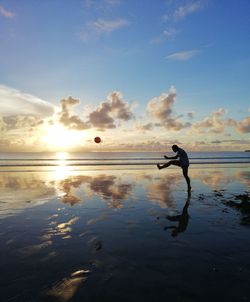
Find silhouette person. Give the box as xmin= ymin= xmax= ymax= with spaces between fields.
xmin=164 ymin=193 xmax=191 ymax=237
xmin=157 ymin=144 xmax=191 ymax=192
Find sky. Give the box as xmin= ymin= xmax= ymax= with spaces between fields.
xmin=0 ymin=0 xmax=250 ymax=152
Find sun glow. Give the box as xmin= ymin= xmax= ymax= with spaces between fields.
xmin=56 ymin=151 xmax=68 ymax=160
xmin=42 ymin=124 xmax=84 ymax=150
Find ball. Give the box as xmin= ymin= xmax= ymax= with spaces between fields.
xmin=94 ymin=136 xmax=101 ymax=144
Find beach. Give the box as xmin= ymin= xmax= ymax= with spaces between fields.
xmin=1 ymin=1 xmax=250 ymax=300
xmin=0 ymin=157 xmax=250 ymax=301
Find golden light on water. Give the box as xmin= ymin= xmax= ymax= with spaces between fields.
xmin=56 ymin=151 xmax=68 ymax=164
xmin=50 ymin=152 xmax=74 ymax=180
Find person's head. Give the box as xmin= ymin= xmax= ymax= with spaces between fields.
xmin=172 ymin=144 xmax=179 ymax=152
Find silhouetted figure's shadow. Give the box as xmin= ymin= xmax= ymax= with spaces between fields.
xmin=164 ymin=193 xmax=191 ymax=237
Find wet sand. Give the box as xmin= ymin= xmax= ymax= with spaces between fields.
xmin=0 ymin=164 xmax=249 ymax=301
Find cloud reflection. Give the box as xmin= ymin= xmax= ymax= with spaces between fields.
xmin=0 ymin=167 xmax=249 ymax=219
xmin=191 ymin=168 xmax=244 ymax=189
xmin=56 ymin=217 xmax=80 ymax=237
xmin=236 ymin=171 xmax=250 ymax=187
xmin=21 ymin=240 xmax=52 ymax=256
xmin=47 ymin=269 xmax=90 ymax=302
xmin=145 ymin=174 xmax=182 ymax=209
xmin=59 ymin=174 xmax=133 ymax=209
xmin=0 ymin=172 xmax=56 ymax=218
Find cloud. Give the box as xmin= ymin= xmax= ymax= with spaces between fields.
xmin=211 ymin=139 xmax=250 ymax=145
xmin=0 ymin=85 xmax=56 ymax=117
xmin=192 ymin=108 xmax=237 ymax=134
xmin=151 ymin=28 xmax=178 ymax=44
xmin=0 ymin=135 xmax=41 ymax=152
xmin=147 ymin=86 xmax=190 ymax=131
xmin=163 ymin=0 xmax=205 ymax=22
xmin=187 ymin=112 xmax=195 ymax=119
xmin=58 ymin=92 xmax=133 ymax=131
xmin=166 ymin=49 xmax=201 ymax=61
xmin=1 ymin=115 xmax=43 ymax=131
xmin=173 ymin=1 xmax=204 ymax=20
xmin=147 ymin=86 xmax=176 ymax=119
xmin=211 ymin=140 xmax=222 ymax=144
xmin=80 ymin=18 xmax=129 ymax=41
xmin=0 ymin=138 xmax=11 ymax=149
xmin=136 ymin=122 xmax=154 ymax=132
xmin=84 ymin=0 xmax=122 ymax=9
xmin=0 ymin=85 xmax=55 ymax=133
xmin=90 ymin=18 xmax=129 ymax=33
xmin=106 ymin=0 xmax=122 ymax=5
xmin=58 ymin=97 xmax=90 ymax=130
xmin=193 ymin=109 xmax=250 ymax=134
xmin=0 ymin=5 xmax=15 ymax=19
xmin=236 ymin=116 xmax=250 ymax=133
xmin=88 ymin=91 xmax=133 ymax=129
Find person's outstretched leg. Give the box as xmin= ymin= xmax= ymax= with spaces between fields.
xmin=157 ymin=160 xmax=180 ymax=170
xmin=182 ymin=167 xmax=191 ymax=191
xmin=157 ymin=162 xmax=171 ymax=170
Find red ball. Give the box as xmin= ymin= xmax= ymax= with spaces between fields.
xmin=94 ymin=136 xmax=101 ymax=144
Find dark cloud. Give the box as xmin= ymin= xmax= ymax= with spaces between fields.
xmin=1 ymin=115 xmax=44 ymax=131
xmin=211 ymin=140 xmax=222 ymax=144
xmin=88 ymin=102 xmax=115 ymax=129
xmin=212 ymin=139 xmax=250 ymax=145
xmin=58 ymin=97 xmax=90 ymax=130
xmin=236 ymin=116 xmax=250 ymax=133
xmin=191 ymin=109 xmax=250 ymax=135
xmin=136 ymin=122 xmax=153 ymax=132
xmin=192 ymin=108 xmax=236 ymax=134
xmin=88 ymin=92 xmax=133 ymax=130
xmin=58 ymin=93 xmax=133 ymax=131
xmin=147 ymin=86 xmax=190 ymax=131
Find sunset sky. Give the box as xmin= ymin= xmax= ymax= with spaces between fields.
xmin=0 ymin=0 xmax=249 ymax=152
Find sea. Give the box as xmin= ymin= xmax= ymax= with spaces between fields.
xmin=0 ymin=151 xmax=250 ymax=170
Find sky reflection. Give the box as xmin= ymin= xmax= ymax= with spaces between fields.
xmin=0 ymin=165 xmax=249 ymax=218
xmin=0 ymin=165 xmax=250 ymax=301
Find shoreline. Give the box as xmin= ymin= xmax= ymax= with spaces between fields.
xmin=0 ymin=162 xmax=249 ymax=173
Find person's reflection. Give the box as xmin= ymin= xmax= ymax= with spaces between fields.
xmin=164 ymin=193 xmax=191 ymax=237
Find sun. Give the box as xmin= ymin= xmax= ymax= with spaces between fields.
xmin=42 ymin=124 xmax=84 ymax=150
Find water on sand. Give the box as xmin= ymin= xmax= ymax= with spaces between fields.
xmin=0 ymin=163 xmax=249 ymax=301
